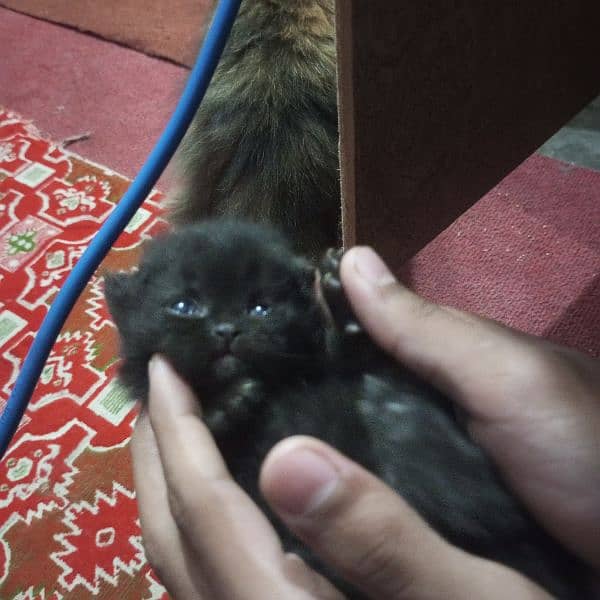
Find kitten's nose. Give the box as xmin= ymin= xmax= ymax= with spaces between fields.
xmin=213 ymin=323 xmax=238 ymax=342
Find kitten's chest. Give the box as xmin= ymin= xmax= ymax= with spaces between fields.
xmin=216 ymin=374 xmax=374 ymax=490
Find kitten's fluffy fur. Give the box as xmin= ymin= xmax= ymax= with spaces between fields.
xmin=105 ymin=220 xmax=590 ymax=599
xmin=169 ymin=0 xmax=340 ymax=256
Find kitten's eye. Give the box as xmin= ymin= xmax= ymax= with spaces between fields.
xmin=248 ymin=303 xmax=271 ymax=317
xmin=167 ymin=299 xmax=208 ymax=318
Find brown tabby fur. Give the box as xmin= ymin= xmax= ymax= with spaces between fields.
xmin=168 ymin=0 xmax=340 ymax=257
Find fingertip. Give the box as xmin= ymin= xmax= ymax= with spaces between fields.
xmin=340 ymin=246 xmax=411 ymax=333
xmin=261 ymin=437 xmax=342 ymax=518
xmin=148 ymin=353 xmax=171 ymax=380
xmin=148 ymin=354 xmax=201 ymax=419
xmin=341 ymin=246 xmax=398 ymax=288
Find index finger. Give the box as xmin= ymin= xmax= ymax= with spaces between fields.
xmin=146 ymin=356 xmax=302 ymax=598
xmin=130 ymin=409 xmax=203 ymax=598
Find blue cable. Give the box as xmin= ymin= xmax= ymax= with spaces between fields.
xmin=0 ymin=0 xmax=242 ymax=459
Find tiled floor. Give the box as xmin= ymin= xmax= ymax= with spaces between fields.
xmin=539 ymin=95 xmax=600 ymax=172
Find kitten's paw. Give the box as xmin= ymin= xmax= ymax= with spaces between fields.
xmin=320 ymin=246 xmax=343 ymax=276
xmin=319 ymin=248 xmax=362 ymax=337
xmin=206 ymin=379 xmax=264 ymax=436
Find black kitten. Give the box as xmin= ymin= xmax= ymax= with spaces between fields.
xmin=105 ymin=220 xmax=590 ymax=599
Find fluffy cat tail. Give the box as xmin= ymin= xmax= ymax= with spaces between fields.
xmin=168 ymin=0 xmax=340 ymax=257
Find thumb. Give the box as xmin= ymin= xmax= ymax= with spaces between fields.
xmin=339 ymin=246 xmax=538 ymax=420
xmin=260 ymin=437 xmax=550 ymax=600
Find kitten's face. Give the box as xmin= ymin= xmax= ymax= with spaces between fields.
xmin=105 ymin=221 xmax=325 ymax=404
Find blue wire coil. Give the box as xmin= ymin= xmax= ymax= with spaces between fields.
xmin=0 ymin=0 xmax=243 ymax=458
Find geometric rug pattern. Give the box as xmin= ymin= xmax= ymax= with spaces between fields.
xmin=0 ymin=108 xmax=169 ymax=599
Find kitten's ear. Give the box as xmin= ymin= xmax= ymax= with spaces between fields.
xmin=104 ymin=271 xmax=139 ymax=328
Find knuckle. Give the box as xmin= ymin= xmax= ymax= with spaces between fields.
xmin=381 ymin=282 xmax=438 ymax=323
xmin=409 ymin=295 xmax=439 ymax=321
xmin=385 ymin=291 xmax=438 ymax=342
xmin=166 ymin=481 xmax=228 ymax=532
xmin=508 ymin=344 xmax=561 ymax=386
xmin=352 ymin=534 xmax=394 ymax=580
xmin=350 ymin=526 xmax=415 ymax=597
xmin=526 ymin=351 xmax=558 ymax=380
xmin=167 ymin=487 xmax=195 ymax=530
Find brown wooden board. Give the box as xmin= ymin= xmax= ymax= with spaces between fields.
xmin=336 ymin=1 xmax=600 ymax=272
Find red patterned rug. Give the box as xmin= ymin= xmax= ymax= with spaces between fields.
xmin=0 ymin=109 xmax=169 ymax=599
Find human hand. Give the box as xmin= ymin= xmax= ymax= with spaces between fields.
xmin=132 ymin=356 xmax=552 ymax=599
xmin=131 ymin=356 xmax=345 ymax=600
xmin=130 ymin=246 xmax=599 ymax=599
xmin=338 ymin=246 xmax=600 ymax=570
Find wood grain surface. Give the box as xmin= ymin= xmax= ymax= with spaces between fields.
xmin=336 ymin=1 xmax=600 ymax=271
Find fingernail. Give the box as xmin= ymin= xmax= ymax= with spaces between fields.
xmin=265 ymin=445 xmax=340 ymax=516
xmin=148 ymin=355 xmax=200 ymax=416
xmin=148 ymin=354 xmax=167 ymax=377
xmin=352 ymin=247 xmax=396 ymax=286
